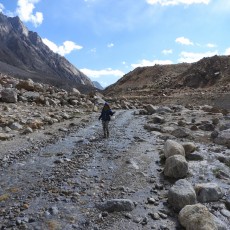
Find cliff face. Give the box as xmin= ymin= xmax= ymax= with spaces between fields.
xmin=0 ymin=13 xmax=94 ymax=93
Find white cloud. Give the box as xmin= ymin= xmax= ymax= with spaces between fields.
xmin=0 ymin=3 xmax=4 ymax=12
xmin=162 ymin=49 xmax=173 ymax=55
xmin=16 ymin=0 xmax=43 ymax=27
xmin=225 ymin=48 xmax=230 ymax=55
xmin=42 ymin=38 xmax=83 ymax=56
xmin=131 ymin=59 xmax=173 ymax=68
xmin=146 ymin=0 xmax=210 ymax=6
xmin=178 ymin=50 xmax=218 ymax=63
xmin=80 ymin=68 xmax=124 ymax=79
xmin=107 ymin=43 xmax=114 ymax=48
xmin=175 ymin=37 xmax=194 ymax=45
xmin=206 ymin=43 xmax=216 ymax=48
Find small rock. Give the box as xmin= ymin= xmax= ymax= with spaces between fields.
xmin=199 ymin=123 xmax=215 ymax=131
xmin=182 ymin=142 xmax=196 ymax=155
xmin=123 ymin=213 xmax=132 ymax=219
xmin=54 ymin=159 xmax=64 ymax=164
xmin=147 ymin=197 xmax=155 ymax=204
xmin=0 ymin=133 xmax=14 ymax=140
xmin=172 ymin=128 xmax=190 ymax=138
xmin=158 ymin=212 xmax=167 ymax=219
xmin=96 ymin=199 xmax=135 ymax=212
xmin=49 ymin=206 xmax=59 ymax=215
xmin=220 ymin=209 xmax=230 ymax=218
xmin=149 ymin=212 xmax=160 ymax=220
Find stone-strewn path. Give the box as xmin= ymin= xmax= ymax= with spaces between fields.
xmin=0 ymin=104 xmax=229 ymax=229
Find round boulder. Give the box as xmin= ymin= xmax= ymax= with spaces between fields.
xmin=179 ymin=204 xmax=218 ymax=230
xmin=195 ymin=183 xmax=223 ymax=203
xmin=164 ymin=139 xmax=185 ymax=159
xmin=168 ymin=179 xmax=197 ymax=212
xmin=164 ymin=155 xmax=188 ymax=179
xmin=182 ymin=142 xmax=196 ymax=155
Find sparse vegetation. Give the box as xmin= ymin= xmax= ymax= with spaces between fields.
xmin=0 ymin=194 xmax=10 ymax=202
xmin=212 ymin=167 xmax=222 ymax=178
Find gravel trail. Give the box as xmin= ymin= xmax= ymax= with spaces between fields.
xmin=0 ymin=109 xmax=229 ymax=230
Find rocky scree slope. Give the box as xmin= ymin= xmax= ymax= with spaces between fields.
xmin=104 ymin=55 xmax=230 ymax=109
xmin=0 ymin=13 xmax=94 ymax=93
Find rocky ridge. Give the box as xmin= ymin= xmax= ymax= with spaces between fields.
xmin=0 ymin=13 xmax=94 ymax=93
xmin=104 ymin=55 xmax=230 ymax=110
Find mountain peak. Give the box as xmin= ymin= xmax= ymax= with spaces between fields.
xmin=8 ymin=15 xmax=29 ymax=37
xmin=0 ymin=13 xmax=95 ymax=93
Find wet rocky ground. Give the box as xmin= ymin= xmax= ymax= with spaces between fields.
xmin=0 ymin=103 xmax=229 ymax=230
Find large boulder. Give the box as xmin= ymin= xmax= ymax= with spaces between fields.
xmin=1 ymin=88 xmax=18 ymax=103
xmin=144 ymin=104 xmax=157 ymax=114
xmin=179 ymin=204 xmax=218 ymax=230
xmin=213 ymin=129 xmax=230 ymax=148
xmin=168 ymin=179 xmax=197 ymax=212
xmin=164 ymin=140 xmax=185 ymax=159
xmin=164 ymin=155 xmax=188 ymax=179
xmin=171 ymin=128 xmax=190 ymax=138
xmin=16 ymin=79 xmax=35 ymax=91
xmin=22 ymin=91 xmax=40 ymax=101
xmin=182 ymin=142 xmax=196 ymax=156
xmin=195 ymin=183 xmax=223 ymax=203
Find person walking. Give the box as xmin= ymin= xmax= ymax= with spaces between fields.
xmin=98 ymin=102 xmax=115 ymax=138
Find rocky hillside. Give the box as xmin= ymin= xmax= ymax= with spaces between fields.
xmin=175 ymin=55 xmax=230 ymax=88
xmin=104 ymin=55 xmax=230 ymax=109
xmin=0 ymin=13 xmax=94 ymax=93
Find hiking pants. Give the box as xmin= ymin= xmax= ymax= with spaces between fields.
xmin=102 ymin=120 xmax=109 ymax=137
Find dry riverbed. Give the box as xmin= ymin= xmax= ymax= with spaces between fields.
xmin=0 ymin=106 xmax=229 ymax=230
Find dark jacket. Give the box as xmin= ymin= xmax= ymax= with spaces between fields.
xmin=99 ymin=108 xmax=114 ymax=121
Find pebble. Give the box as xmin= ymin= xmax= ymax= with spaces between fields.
xmin=123 ymin=213 xmax=132 ymax=219
xmin=49 ymin=206 xmax=59 ymax=215
xmin=147 ymin=197 xmax=156 ymax=204
xmin=220 ymin=209 xmax=230 ymax=218
xmin=149 ymin=212 xmax=160 ymax=220
xmin=158 ymin=212 xmax=168 ymax=219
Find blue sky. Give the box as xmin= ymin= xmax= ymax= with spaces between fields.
xmin=0 ymin=0 xmax=230 ymax=87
